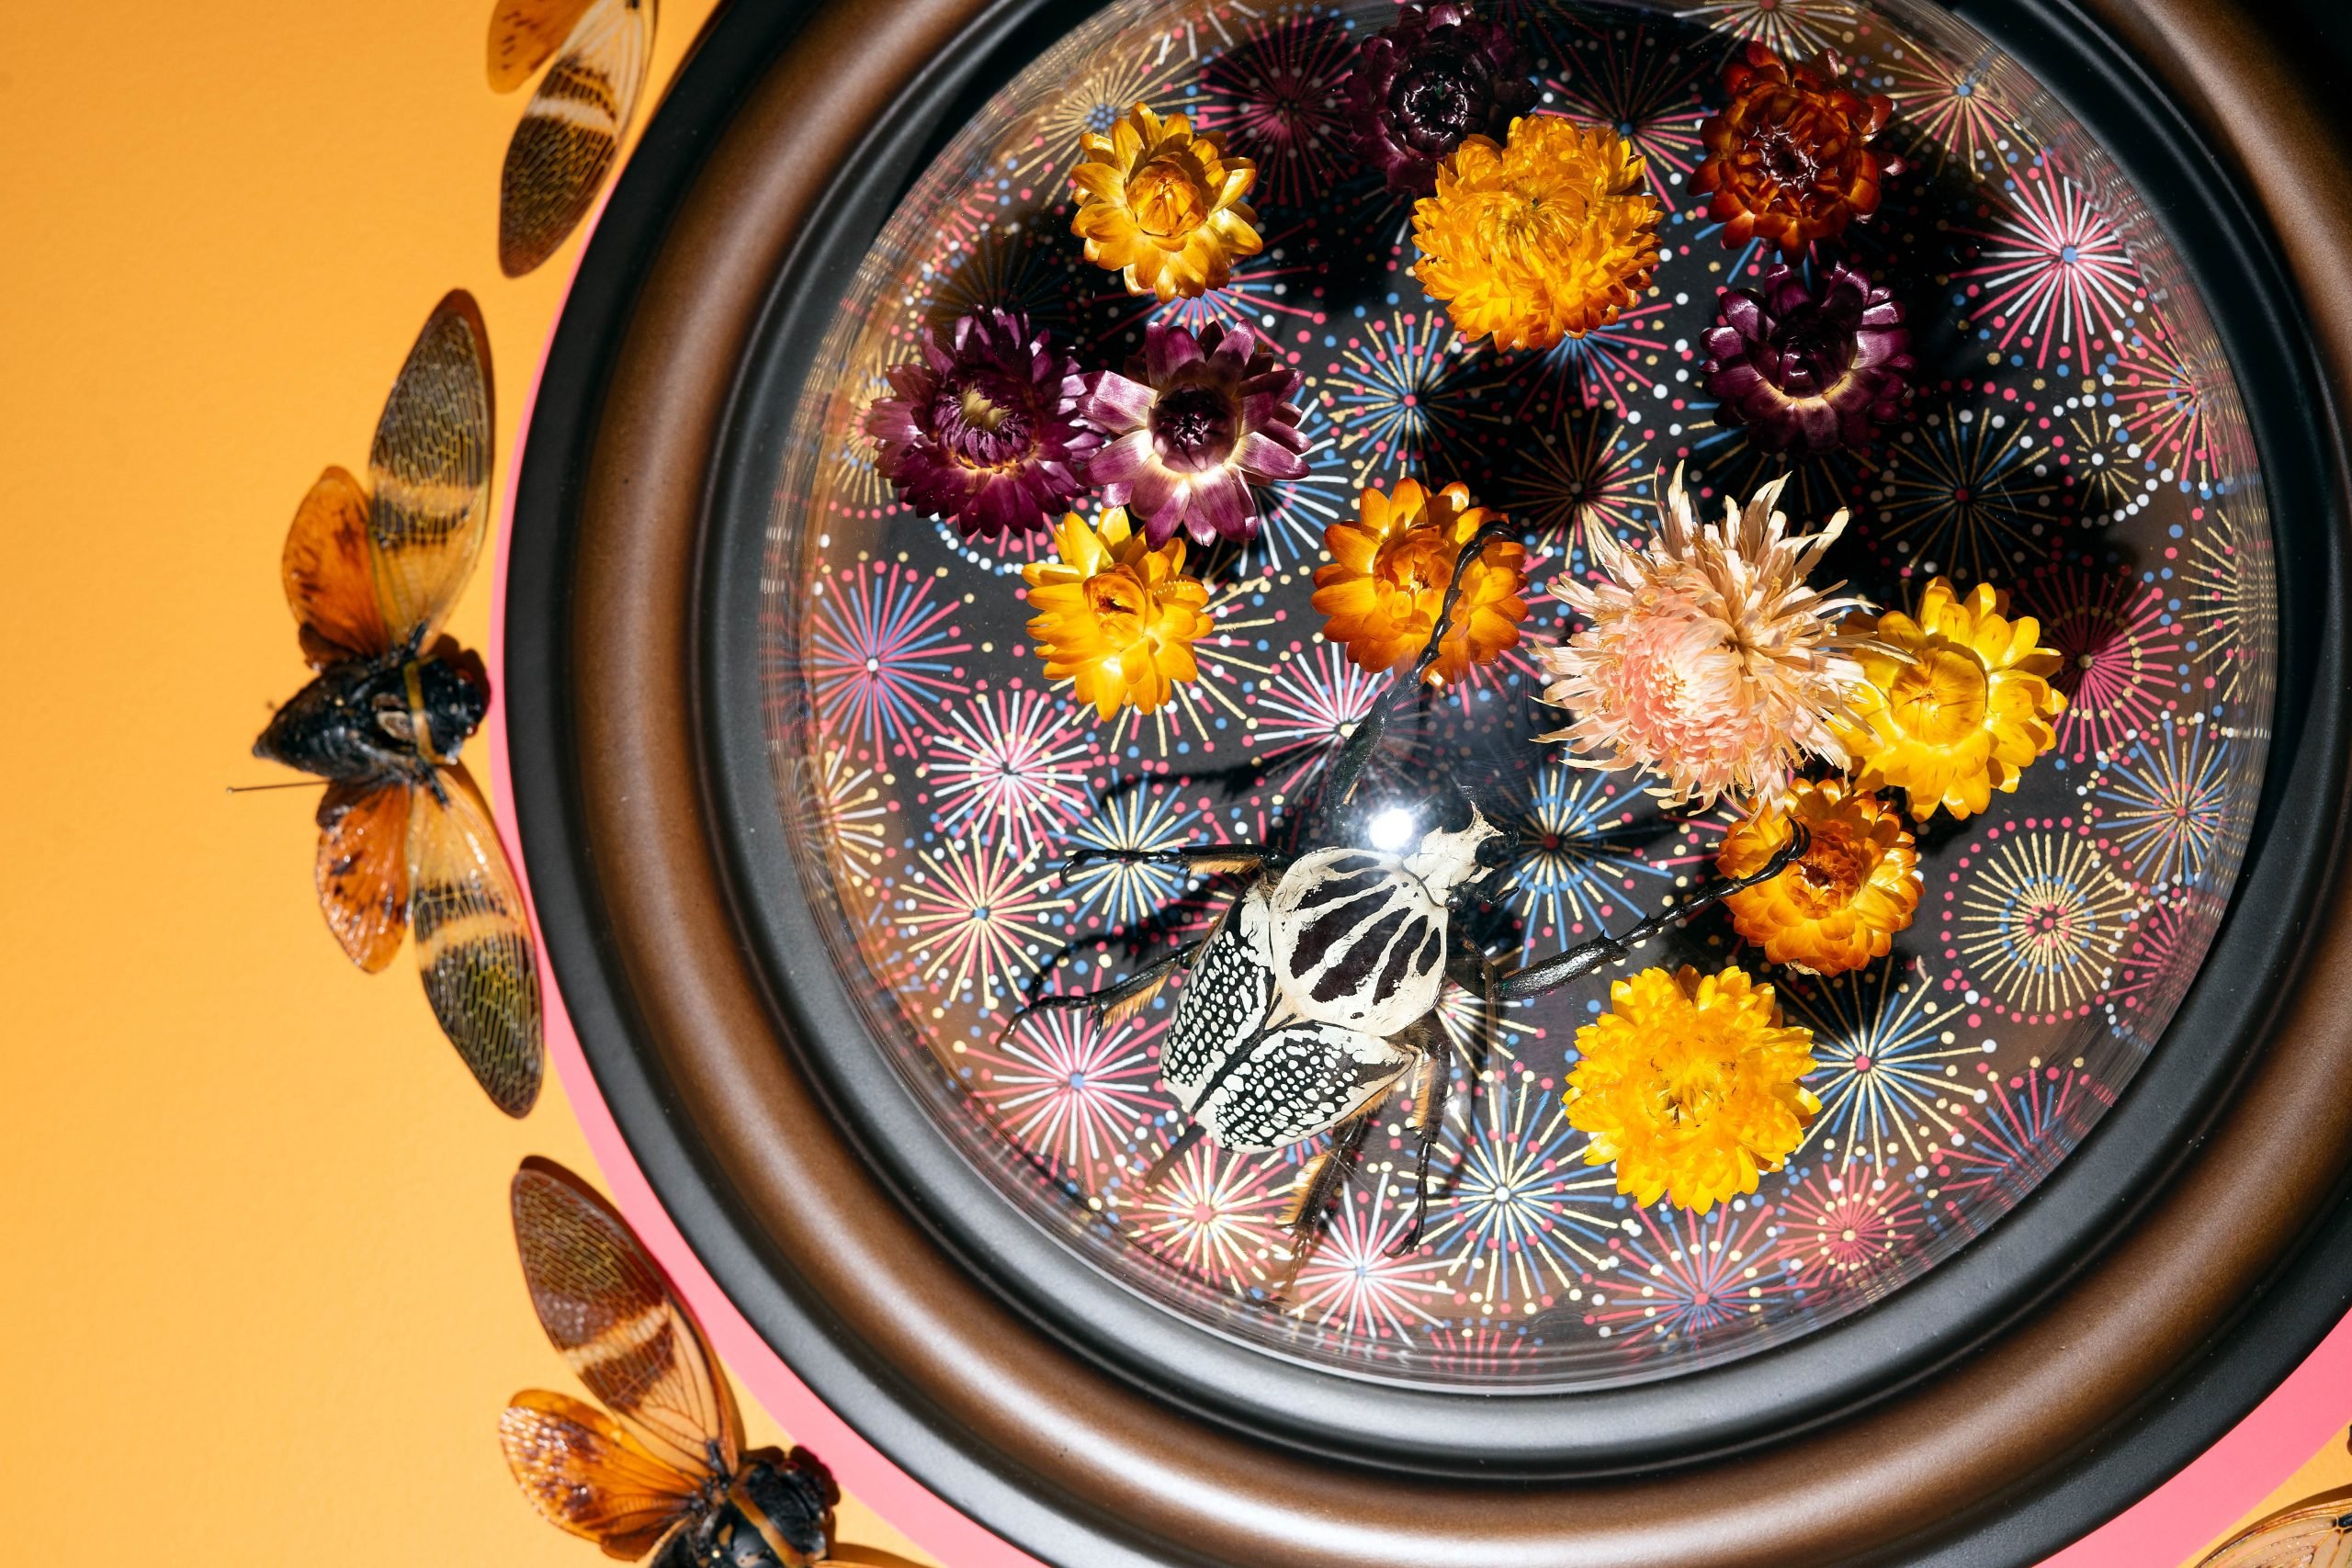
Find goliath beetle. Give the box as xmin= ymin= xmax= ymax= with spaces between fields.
xmin=1020 ymin=521 xmax=1808 ymax=1284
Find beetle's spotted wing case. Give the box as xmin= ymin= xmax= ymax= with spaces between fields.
xmin=511 ymin=1157 xmax=744 ymax=1479
xmin=368 ymin=291 xmax=493 ymax=645
xmin=498 ymin=0 xmax=654 ymax=276
xmin=1160 ymin=889 xmax=1275 ymax=1111
xmin=1269 ymin=849 xmax=1449 ymax=1036
xmin=1196 ymin=1023 xmax=1416 ymax=1153
xmin=280 ymin=465 xmax=390 ymax=668
xmin=314 ymin=777 xmax=413 ymax=973
xmin=486 ymin=0 xmax=601 ymax=91
xmin=499 ymin=1387 xmax=706 ymax=1559
xmin=408 ymin=766 xmax=542 ymax=1116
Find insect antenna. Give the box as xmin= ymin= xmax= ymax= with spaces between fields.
xmin=225 ymin=779 xmax=329 ymax=795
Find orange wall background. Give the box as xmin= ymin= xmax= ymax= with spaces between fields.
xmin=0 ymin=4 xmax=933 ymax=1564
xmin=0 ymin=2 xmax=2336 ymax=1564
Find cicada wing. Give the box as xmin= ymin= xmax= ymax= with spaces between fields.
xmin=2195 ymin=1506 xmax=2352 ymax=1568
xmin=499 ymin=1388 xmax=706 ymax=1560
xmin=315 ymin=778 xmax=412 ymax=973
xmin=407 ymin=764 xmax=542 ymax=1116
xmin=486 ymin=0 xmax=601 ymax=91
xmin=511 ymin=1157 xmax=746 ymax=1479
xmin=282 ymin=465 xmax=390 ymax=667
xmin=368 ymin=291 xmax=493 ymax=647
xmin=497 ymin=0 xmax=654 ymax=276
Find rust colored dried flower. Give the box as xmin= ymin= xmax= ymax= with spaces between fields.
xmin=1717 ymin=779 xmax=1922 ymax=976
xmin=1692 ymin=43 xmax=1897 ymax=257
xmin=1311 ymin=478 xmax=1528 ymax=686
xmin=1410 ymin=115 xmax=1664 ymax=351
xmin=1022 ymin=507 xmax=1212 ymax=719
xmin=1070 ymin=103 xmax=1262 ymax=300
xmin=1348 ymin=3 xmax=1537 ymax=197
xmin=1537 ymin=467 xmax=1877 ymax=808
xmin=1703 ymin=263 xmax=1914 ymax=456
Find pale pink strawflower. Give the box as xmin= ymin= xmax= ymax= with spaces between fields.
xmin=1536 ymin=467 xmax=1877 ymax=807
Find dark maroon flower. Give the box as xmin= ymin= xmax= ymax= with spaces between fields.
xmin=864 ymin=309 xmax=1100 ymax=539
xmin=1348 ymin=3 xmax=1536 ymax=197
xmin=1702 ymin=264 xmax=1913 ymax=457
xmin=1083 ymin=318 xmax=1310 ymax=547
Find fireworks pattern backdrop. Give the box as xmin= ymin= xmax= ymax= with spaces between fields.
xmin=759 ymin=0 xmax=2274 ymax=1387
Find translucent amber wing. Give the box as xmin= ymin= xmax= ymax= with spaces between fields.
xmin=499 ymin=1388 xmax=703 ymax=1559
xmin=498 ymin=0 xmax=653 ymax=276
xmin=486 ymin=0 xmax=600 ymax=92
xmin=2195 ymin=1506 xmax=2352 ymax=1568
xmin=511 ymin=1157 xmax=745 ymax=1479
xmin=281 ymin=466 xmax=390 ymax=667
xmin=314 ymin=778 xmax=411 ymax=973
xmin=368 ymin=292 xmax=493 ymax=645
xmin=406 ymin=766 xmax=542 ymax=1116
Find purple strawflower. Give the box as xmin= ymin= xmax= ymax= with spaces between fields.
xmin=1702 ymin=264 xmax=1914 ymax=457
xmin=864 ymin=309 xmax=1100 ymax=539
xmin=1348 ymin=4 xmax=1536 ymax=197
xmin=1083 ymin=319 xmax=1310 ymax=547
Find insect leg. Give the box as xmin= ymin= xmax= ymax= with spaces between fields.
xmin=1495 ymin=824 xmax=1812 ymax=1001
xmin=1135 ymin=1122 xmax=1207 ymax=1193
xmin=1272 ymin=1112 xmax=1376 ymax=1302
xmin=1017 ymin=937 xmax=1204 ymax=1021
xmin=1385 ymin=1016 xmax=1450 ymax=1257
xmin=1055 ymin=842 xmax=1279 ymax=881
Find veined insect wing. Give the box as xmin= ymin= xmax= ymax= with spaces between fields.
xmin=497 ymin=0 xmax=655 ymax=276
xmin=486 ymin=0 xmax=600 ymax=92
xmin=409 ymin=763 xmax=543 ymax=1115
xmin=368 ymin=290 xmax=494 ymax=646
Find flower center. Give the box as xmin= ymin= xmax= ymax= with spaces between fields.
xmin=958 ymin=382 xmax=1012 ymax=433
xmin=932 ymin=371 xmax=1035 ymax=469
xmin=1756 ymin=127 xmax=1822 ymax=188
xmin=1889 ymin=644 xmax=1991 ymax=745
xmin=1150 ymin=383 xmax=1238 ymax=471
xmin=1787 ymin=821 xmax=1871 ymax=916
xmin=1082 ymin=567 xmax=1150 ymax=642
xmin=1375 ymin=529 xmax=1456 ymax=604
xmin=1128 ymin=157 xmax=1212 ymax=240
xmin=1398 ymin=69 xmax=1477 ymax=142
xmin=1765 ymin=302 xmax=1858 ymax=397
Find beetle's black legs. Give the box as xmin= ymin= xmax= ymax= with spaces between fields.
xmin=1494 ymin=824 xmax=1812 ymax=1001
xmin=1272 ymin=1111 xmax=1376 ymax=1301
xmin=1017 ymin=937 xmax=1206 ymax=1018
xmin=1386 ymin=1018 xmax=1451 ymax=1257
xmin=1056 ymin=842 xmax=1278 ymax=880
xmin=1136 ymin=1122 xmax=1207 ymax=1192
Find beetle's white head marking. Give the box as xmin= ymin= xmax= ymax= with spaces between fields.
xmin=1402 ymin=807 xmax=1501 ymax=894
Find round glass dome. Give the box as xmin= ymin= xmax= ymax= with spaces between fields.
xmin=758 ymin=0 xmax=2275 ymax=1390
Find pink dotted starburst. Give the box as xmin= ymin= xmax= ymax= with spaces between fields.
xmin=2024 ymin=560 xmax=2185 ymax=761
xmin=971 ymin=1007 xmax=1164 ymax=1179
xmin=1960 ymin=164 xmax=2139 ymax=367
xmin=1245 ymin=641 xmax=1386 ymax=795
xmin=1125 ymin=1138 xmax=1289 ymax=1290
xmin=1591 ymin=1201 xmax=1789 ymax=1356
xmin=1675 ymin=0 xmax=1860 ymax=58
xmin=1188 ymin=11 xmax=1354 ymax=209
xmin=895 ymin=840 xmax=1070 ymax=1006
xmin=1287 ymin=1169 xmax=1453 ymax=1342
xmin=1772 ymin=1154 xmax=1924 ymax=1292
xmin=1935 ymin=1064 xmax=2095 ymax=1222
xmin=2104 ymin=888 xmax=2200 ymax=1048
xmin=1539 ymin=18 xmax=1708 ymax=188
xmin=924 ymin=686 xmax=1097 ymax=850
xmin=2087 ymin=710 xmax=2233 ymax=891
xmin=805 ymin=559 xmax=973 ymax=756
xmin=2109 ymin=326 xmax=2214 ymax=494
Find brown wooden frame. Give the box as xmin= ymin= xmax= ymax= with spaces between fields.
xmin=544 ymin=0 xmax=2352 ymax=1561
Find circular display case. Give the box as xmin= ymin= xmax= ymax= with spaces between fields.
xmin=504 ymin=0 xmax=2352 ymax=1562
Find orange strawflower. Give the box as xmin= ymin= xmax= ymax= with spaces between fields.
xmin=1834 ymin=577 xmax=2066 ymax=820
xmin=1310 ymin=479 xmax=1528 ymax=686
xmin=1022 ymin=507 xmax=1212 ymax=718
xmin=1568 ymin=964 xmax=1819 ymax=1213
xmin=1717 ymin=780 xmax=1921 ymax=976
xmin=1069 ymin=104 xmax=1261 ymax=300
xmin=1410 ymin=115 xmax=1663 ymax=351
xmin=1693 ymin=43 xmax=1896 ymax=257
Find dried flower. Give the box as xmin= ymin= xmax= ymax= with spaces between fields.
xmin=1569 ymin=964 xmax=1820 ymax=1213
xmin=864 ymin=309 xmax=1100 ymax=540
xmin=1410 ymin=116 xmax=1663 ymax=351
xmin=1717 ymin=779 xmax=1921 ymax=976
xmin=1348 ymin=4 xmax=1537 ymax=197
xmin=1536 ymin=467 xmax=1876 ymax=807
xmin=1022 ymin=507 xmax=1211 ymax=719
xmin=1311 ymin=479 xmax=1527 ymax=685
xmin=1835 ymin=577 xmax=2066 ymax=820
xmin=1692 ymin=43 xmax=1896 ymax=257
xmin=1702 ymin=263 xmax=1913 ymax=456
xmin=1070 ymin=103 xmax=1262 ymax=300
xmin=1082 ymin=317 xmax=1309 ymax=547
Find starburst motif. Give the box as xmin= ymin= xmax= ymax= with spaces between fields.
xmin=1948 ymin=827 xmax=2142 ymax=1021
xmin=1960 ymin=166 xmax=2139 ymax=367
xmin=2184 ymin=522 xmax=2267 ymax=706
xmin=925 ymin=222 xmax=1074 ymax=332
xmin=1773 ymin=1155 xmax=1923 ymax=1289
xmin=1125 ymin=1138 xmax=1288 ymax=1286
xmin=1883 ymin=46 xmax=2027 ymax=175
xmin=1007 ymin=34 xmax=1194 ymax=186
xmin=1321 ymin=310 xmax=1504 ymax=485
xmin=1510 ymin=295 xmax=1678 ymax=418
xmin=1497 ymin=761 xmax=1673 ymax=955
xmin=1112 ymin=218 xmax=1330 ymax=339
xmin=2105 ymin=888 xmax=2198 ymax=1047
xmin=1676 ymin=0 xmax=1860 ymax=57
xmin=1871 ymin=400 xmax=2071 ymax=582
xmin=1505 ymin=409 xmax=1653 ymax=545
xmin=1099 ymin=572 xmax=1279 ymax=762
xmin=1421 ymin=1071 xmax=1619 ymax=1314
xmin=1287 ymin=1170 xmax=1453 ymax=1340
xmin=1060 ymin=786 xmax=1201 ymax=927
xmin=1245 ymin=641 xmax=1385 ymax=795
xmin=2055 ymin=402 xmax=2156 ymax=525
xmin=805 ymin=559 xmax=972 ymax=754
xmin=1938 ymin=1064 xmax=2094 ymax=1213
xmin=818 ymin=342 xmax=899 ymax=513
xmin=971 ymin=1008 xmax=1163 ymax=1177
xmin=1540 ymin=17 xmax=1709 ymax=187
xmin=925 ymin=686 xmax=1096 ymax=849
xmin=1784 ymin=957 xmax=1978 ymax=1168
xmin=895 ymin=840 xmax=1069 ymax=1006
xmin=813 ymin=748 xmax=892 ymax=888
xmin=2089 ymin=710 xmax=2231 ymax=890
xmin=1251 ymin=393 xmax=1350 ymax=574
xmin=1188 ymin=11 xmax=1353 ymax=209
xmin=2109 ymin=327 xmax=2212 ymax=494
xmin=1593 ymin=1201 xmax=1788 ymax=1352
xmin=2026 ymin=560 xmax=2184 ymax=761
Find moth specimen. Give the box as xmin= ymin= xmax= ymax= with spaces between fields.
xmin=489 ymin=0 xmax=657 ymax=276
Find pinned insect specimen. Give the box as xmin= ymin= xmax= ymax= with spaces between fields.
xmin=252 ymin=290 xmax=543 ymax=1116
xmin=502 ymin=1158 xmax=924 ymax=1568
xmin=1021 ymin=525 xmax=1806 ymax=1283
xmin=489 ymin=0 xmax=657 ymax=276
